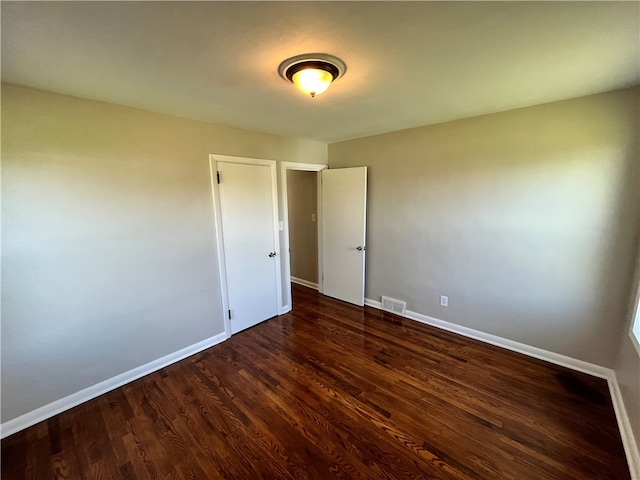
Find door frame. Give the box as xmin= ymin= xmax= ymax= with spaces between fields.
xmin=209 ymin=154 xmax=282 ymax=338
xmin=280 ymin=162 xmax=328 ymax=313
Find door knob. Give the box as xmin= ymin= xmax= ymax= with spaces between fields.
xmin=268 ymin=252 xmax=276 ymax=257
xmin=356 ymin=246 xmax=366 ymax=251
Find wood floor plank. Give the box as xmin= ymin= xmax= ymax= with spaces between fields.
xmin=1 ymin=284 xmax=631 ymax=479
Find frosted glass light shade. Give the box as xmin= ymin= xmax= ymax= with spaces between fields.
xmin=279 ymin=55 xmax=346 ymax=98
xmin=291 ymin=68 xmax=334 ymax=97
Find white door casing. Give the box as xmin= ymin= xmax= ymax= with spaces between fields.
xmin=321 ymin=167 xmax=368 ymax=306
xmin=210 ymin=155 xmax=281 ymax=335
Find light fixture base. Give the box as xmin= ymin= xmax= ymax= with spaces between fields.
xmin=278 ymin=53 xmax=347 ymax=82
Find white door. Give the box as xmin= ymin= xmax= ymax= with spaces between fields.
xmin=217 ymin=161 xmax=279 ymax=334
xmin=321 ymin=167 xmax=367 ymax=306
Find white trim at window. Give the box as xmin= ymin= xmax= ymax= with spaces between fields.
xmin=631 ymin=309 xmax=640 ymax=356
xmin=630 ymin=274 xmax=640 ymax=356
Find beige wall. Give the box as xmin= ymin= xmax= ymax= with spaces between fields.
xmin=4 ymin=80 xmax=639 ymax=443
xmin=1 ymin=84 xmax=326 ymax=422
xmin=329 ymin=87 xmax=640 ymax=367
xmin=287 ymin=170 xmax=318 ymax=284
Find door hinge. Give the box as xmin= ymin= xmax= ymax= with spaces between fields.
xmin=217 ymin=171 xmax=221 ymax=184
xmin=228 ymin=309 xmax=232 ymax=319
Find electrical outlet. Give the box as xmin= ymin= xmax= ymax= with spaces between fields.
xmin=440 ymin=295 xmax=448 ymax=307
xmin=311 ymin=213 xmax=316 ymax=222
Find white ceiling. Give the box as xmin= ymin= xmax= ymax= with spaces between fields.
xmin=2 ymin=1 xmax=639 ymax=143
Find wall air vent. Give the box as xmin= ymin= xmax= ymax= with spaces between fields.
xmin=381 ymin=296 xmax=406 ymax=316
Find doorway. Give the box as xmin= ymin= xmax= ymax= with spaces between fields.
xmin=281 ymin=162 xmax=368 ymax=309
xmin=281 ymin=162 xmax=326 ymax=312
xmin=286 ymin=170 xmax=319 ymax=291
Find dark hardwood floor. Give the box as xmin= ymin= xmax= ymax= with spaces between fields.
xmin=2 ymin=284 xmax=631 ymax=479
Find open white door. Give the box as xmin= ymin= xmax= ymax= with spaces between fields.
xmin=321 ymin=167 xmax=367 ymax=306
xmin=214 ymin=159 xmax=280 ymax=334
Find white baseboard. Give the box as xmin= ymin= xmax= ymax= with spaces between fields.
xmin=291 ymin=276 xmax=319 ymax=290
xmin=365 ymin=297 xmax=639 ymax=478
xmin=0 ymin=332 xmax=228 ymax=439
xmin=608 ymin=374 xmax=640 ymax=480
xmin=406 ymin=310 xmax=611 ymax=378
xmin=366 ymin=298 xmax=609 ymax=377
xmin=364 ymin=298 xmax=382 ymax=309
xmin=281 ymin=304 xmax=292 ymax=314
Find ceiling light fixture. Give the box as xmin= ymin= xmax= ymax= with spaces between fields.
xmin=278 ymin=54 xmax=346 ymax=98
